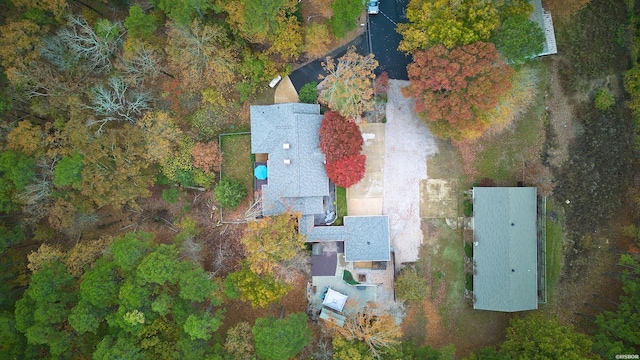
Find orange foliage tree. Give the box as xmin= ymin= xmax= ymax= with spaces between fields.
xmin=191 ymin=141 xmax=222 ymax=173
xmin=403 ymin=42 xmax=513 ymax=140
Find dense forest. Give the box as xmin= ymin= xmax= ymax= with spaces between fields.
xmin=0 ymin=0 xmax=639 ymax=359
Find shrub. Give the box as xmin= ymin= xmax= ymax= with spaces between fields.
xmin=594 ymin=88 xmax=615 ymax=110
xmin=319 ymin=111 xmax=363 ymax=163
xmin=396 ymin=265 xmax=428 ymax=301
xmin=463 ymin=199 xmax=473 ymax=217
xmin=298 ymin=82 xmax=318 ymax=104
xmin=214 ymin=178 xmax=246 ymax=208
xmin=464 ymin=242 xmax=473 ymax=258
xmin=162 ymin=187 xmax=180 ymax=204
xmin=465 ymin=273 xmax=473 ymax=291
xmin=325 ymin=154 xmax=366 ymax=188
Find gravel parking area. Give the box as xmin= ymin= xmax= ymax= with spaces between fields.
xmin=383 ymin=80 xmax=439 ymax=265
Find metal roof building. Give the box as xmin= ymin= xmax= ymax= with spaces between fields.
xmin=473 ymin=187 xmax=538 ymax=312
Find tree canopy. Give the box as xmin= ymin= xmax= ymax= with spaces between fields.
xmin=252 ymin=312 xmax=312 ymax=360
xmin=318 ymin=46 xmax=378 ymax=122
xmin=501 ymin=314 xmax=599 ymax=359
xmin=403 ymin=42 xmax=514 ymax=140
xmin=13 ymin=232 xmax=225 ymax=358
xmin=397 ymin=0 xmax=500 ymax=52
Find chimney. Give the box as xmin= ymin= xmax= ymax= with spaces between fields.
xmin=283 ymin=143 xmax=290 ymax=149
xmin=284 ymin=159 xmax=291 ymax=165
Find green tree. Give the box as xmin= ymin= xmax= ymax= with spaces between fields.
xmin=490 ymin=15 xmax=545 ymax=64
xmin=0 ymin=224 xmax=25 ymax=255
xmin=124 ymin=5 xmax=158 ymax=39
xmin=53 ymin=152 xmax=84 ymax=189
xmin=252 ymin=312 xmax=311 ymax=360
xmin=152 ymin=0 xmax=217 ymax=26
xmin=397 ymin=0 xmax=500 ymax=52
xmin=318 ymin=46 xmax=378 ymax=122
xmin=592 ymin=254 xmax=640 ymax=358
xmin=183 ymin=312 xmax=223 ymax=340
xmin=500 ymin=313 xmax=598 ymax=359
xmin=0 ymin=150 xmax=36 ymax=213
xmin=299 ymin=81 xmax=318 ymax=103
xmin=14 ymin=261 xmax=76 ymax=357
xmin=329 ymin=0 xmax=362 ymax=39
xmin=214 ymin=178 xmax=247 ymax=208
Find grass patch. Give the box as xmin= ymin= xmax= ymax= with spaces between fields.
xmin=334 ymin=186 xmax=347 ymax=225
xmin=342 ymin=270 xmax=359 ymax=285
xmin=473 ymin=62 xmax=548 ymax=184
xmin=545 ymin=198 xmax=566 ymax=301
xmin=220 ymin=133 xmax=253 ymax=196
xmin=426 ymin=139 xmax=465 ymax=182
xmin=161 ymin=187 xmax=180 ymax=204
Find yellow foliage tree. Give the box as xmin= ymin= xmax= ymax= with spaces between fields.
xmin=305 ymin=23 xmax=332 ymax=59
xmin=0 ymin=19 xmax=43 ymax=74
xmin=6 ymin=121 xmax=44 ymax=156
xmin=165 ymin=20 xmax=237 ymax=91
xmin=397 ymin=0 xmax=499 ymax=52
xmin=137 ymin=111 xmax=183 ymax=166
xmin=268 ymin=15 xmax=303 ymax=61
xmin=241 ymin=213 xmax=306 ymax=275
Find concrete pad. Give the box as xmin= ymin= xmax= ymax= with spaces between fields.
xmin=347 ymin=198 xmax=383 ymax=216
xmin=383 ymin=80 xmax=439 ymax=265
xmin=347 ymin=123 xmax=385 ymax=216
xmin=274 ymin=76 xmax=299 ymax=104
xmin=420 ymin=179 xmax=458 ymax=218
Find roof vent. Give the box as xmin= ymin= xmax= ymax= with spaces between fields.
xmin=284 ymin=159 xmax=291 ymax=165
xmin=283 ymin=143 xmax=290 ymax=149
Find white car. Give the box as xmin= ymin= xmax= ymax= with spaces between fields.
xmin=367 ymin=0 xmax=380 ymax=15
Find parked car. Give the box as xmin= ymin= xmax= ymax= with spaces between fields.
xmin=367 ymin=0 xmax=380 ymax=14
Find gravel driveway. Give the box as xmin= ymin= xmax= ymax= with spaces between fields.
xmin=384 ymin=80 xmax=439 ymax=265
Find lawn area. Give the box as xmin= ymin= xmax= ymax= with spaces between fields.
xmin=220 ymin=133 xmax=253 ymax=196
xmin=472 ymin=62 xmax=549 ymax=185
xmin=545 ymin=198 xmax=566 ymax=302
xmin=404 ymin=219 xmax=512 ymax=354
xmin=334 ymin=186 xmax=347 ymax=225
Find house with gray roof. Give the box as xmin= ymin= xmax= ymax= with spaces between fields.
xmin=250 ymin=103 xmax=390 ymax=270
xmin=472 ymin=187 xmax=539 ymax=312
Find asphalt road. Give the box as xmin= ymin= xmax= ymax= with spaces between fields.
xmin=368 ymin=0 xmax=411 ymax=80
xmin=289 ymin=34 xmax=368 ymax=91
xmin=290 ymin=0 xmax=411 ymax=89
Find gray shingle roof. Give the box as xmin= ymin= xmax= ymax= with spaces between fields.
xmin=343 ymin=216 xmax=390 ymax=262
xmin=473 ymin=187 xmax=538 ymax=312
xmin=250 ymin=104 xmax=328 ymax=216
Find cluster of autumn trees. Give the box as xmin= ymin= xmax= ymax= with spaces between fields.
xmin=398 ymin=0 xmax=546 ymax=140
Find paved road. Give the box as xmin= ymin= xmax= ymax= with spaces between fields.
xmin=290 ymin=1 xmax=411 ymax=89
xmin=289 ymin=34 xmax=368 ymax=91
xmin=368 ymin=0 xmax=411 ymax=80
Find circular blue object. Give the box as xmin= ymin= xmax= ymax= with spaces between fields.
xmin=254 ymin=165 xmax=268 ymax=180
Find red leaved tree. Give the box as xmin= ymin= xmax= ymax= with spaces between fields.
xmin=325 ymin=154 xmax=366 ymax=188
xmin=403 ymin=42 xmax=514 ymax=140
xmin=319 ymin=111 xmax=363 ymax=163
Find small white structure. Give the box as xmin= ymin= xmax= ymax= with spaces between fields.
xmin=322 ymin=288 xmax=348 ymax=312
xmin=530 ymin=0 xmax=558 ymax=56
